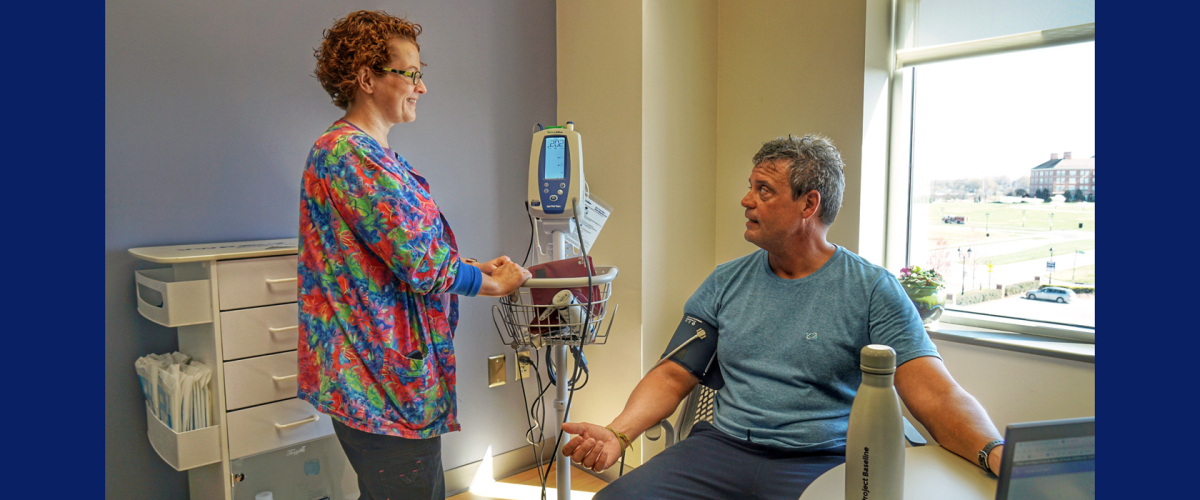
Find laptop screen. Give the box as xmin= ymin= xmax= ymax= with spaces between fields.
xmin=997 ymin=417 xmax=1095 ymax=500
xmin=1008 ymin=435 xmax=1095 ymax=499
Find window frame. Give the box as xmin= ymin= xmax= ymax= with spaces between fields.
xmin=883 ymin=0 xmax=1095 ymax=344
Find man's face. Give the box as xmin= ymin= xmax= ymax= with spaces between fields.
xmin=741 ymin=159 xmax=811 ymax=250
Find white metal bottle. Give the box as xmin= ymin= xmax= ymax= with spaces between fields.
xmin=844 ymin=344 xmax=905 ymax=500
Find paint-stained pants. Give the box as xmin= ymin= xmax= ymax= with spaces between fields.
xmin=332 ymin=418 xmax=445 ymax=500
xmin=595 ymin=421 xmax=845 ymax=500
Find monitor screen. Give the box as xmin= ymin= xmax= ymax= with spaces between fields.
xmin=1007 ymin=435 xmax=1095 ymax=500
xmin=544 ymin=137 xmax=566 ymax=180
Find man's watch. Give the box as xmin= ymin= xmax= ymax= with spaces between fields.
xmin=978 ymin=439 xmax=1005 ymax=475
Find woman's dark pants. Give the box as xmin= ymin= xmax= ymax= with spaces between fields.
xmin=332 ymin=418 xmax=445 ymax=500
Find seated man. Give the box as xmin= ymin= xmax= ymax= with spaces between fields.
xmin=561 ymin=134 xmax=1006 ymax=499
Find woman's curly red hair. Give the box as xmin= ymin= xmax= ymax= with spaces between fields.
xmin=314 ymin=10 xmax=423 ymax=110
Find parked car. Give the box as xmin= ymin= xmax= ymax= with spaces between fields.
xmin=1026 ymin=287 xmax=1076 ymax=303
xmin=943 ymin=215 xmax=967 ymax=224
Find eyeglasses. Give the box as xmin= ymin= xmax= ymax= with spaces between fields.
xmin=381 ymin=67 xmax=423 ymax=85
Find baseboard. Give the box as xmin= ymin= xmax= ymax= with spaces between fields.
xmin=444 ymin=444 xmax=557 ymax=497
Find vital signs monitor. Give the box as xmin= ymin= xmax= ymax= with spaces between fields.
xmin=528 ymin=122 xmax=584 ymax=219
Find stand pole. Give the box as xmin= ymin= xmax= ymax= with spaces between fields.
xmin=551 ymin=229 xmax=571 ymax=500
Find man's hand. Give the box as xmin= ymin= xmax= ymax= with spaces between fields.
xmin=561 ymin=422 xmax=625 ymax=472
xmin=469 ymin=255 xmax=512 ymax=275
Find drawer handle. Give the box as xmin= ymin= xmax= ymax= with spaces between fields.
xmin=268 ymin=325 xmax=299 ymax=334
xmin=265 ymin=277 xmax=298 ymax=285
xmin=274 ymin=414 xmax=319 ymax=430
xmin=271 ymin=374 xmax=298 ymax=382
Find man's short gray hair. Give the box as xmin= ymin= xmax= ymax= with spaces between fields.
xmin=751 ymin=134 xmax=845 ymax=226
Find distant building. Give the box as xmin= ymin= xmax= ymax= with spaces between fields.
xmin=1029 ymin=152 xmax=1094 ymax=197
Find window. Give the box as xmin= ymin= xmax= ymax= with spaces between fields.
xmin=888 ymin=0 xmax=1095 ymax=341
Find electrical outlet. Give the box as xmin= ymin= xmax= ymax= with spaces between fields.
xmin=488 ymin=354 xmax=506 ymax=387
xmin=516 ymin=356 xmax=532 ymax=380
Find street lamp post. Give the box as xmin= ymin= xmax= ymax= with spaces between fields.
xmin=986 ymin=212 xmax=990 ymax=237
xmin=1050 ymin=212 xmax=1054 ymax=232
xmin=1049 ymin=247 xmax=1054 ymax=285
xmin=972 ymin=254 xmax=978 ymax=290
xmin=958 ymin=248 xmax=972 ymax=296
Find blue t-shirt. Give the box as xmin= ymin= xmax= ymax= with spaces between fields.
xmin=684 ymin=246 xmax=940 ymax=450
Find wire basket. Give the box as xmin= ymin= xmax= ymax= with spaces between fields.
xmin=492 ymin=266 xmax=619 ymax=348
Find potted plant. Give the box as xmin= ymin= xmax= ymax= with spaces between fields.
xmin=899 ymin=266 xmax=946 ymax=329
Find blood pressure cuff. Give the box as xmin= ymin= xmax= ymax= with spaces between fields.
xmin=659 ymin=315 xmax=724 ymax=390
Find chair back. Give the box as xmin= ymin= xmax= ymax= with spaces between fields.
xmin=674 ymin=384 xmax=717 ymax=443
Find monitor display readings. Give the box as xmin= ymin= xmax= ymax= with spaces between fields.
xmin=1006 ymin=435 xmax=1095 ymax=500
xmin=544 ymin=137 xmax=566 ymax=180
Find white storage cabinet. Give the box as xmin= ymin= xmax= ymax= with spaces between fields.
xmin=130 ymin=239 xmax=357 ymax=500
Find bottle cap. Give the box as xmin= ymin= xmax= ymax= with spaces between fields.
xmin=860 ymin=344 xmax=896 ymax=374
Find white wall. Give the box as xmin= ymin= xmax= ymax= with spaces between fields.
xmin=642 ymin=0 xmax=719 ymax=461
xmin=556 ymin=0 xmax=648 ymax=469
xmin=557 ymin=0 xmax=720 ymax=471
xmin=715 ymin=0 xmax=870 ymax=263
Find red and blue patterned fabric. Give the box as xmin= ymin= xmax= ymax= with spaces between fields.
xmin=297 ymin=119 xmax=480 ymax=438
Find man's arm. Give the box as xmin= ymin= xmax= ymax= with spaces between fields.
xmin=561 ymin=360 xmax=699 ymax=472
xmin=895 ymin=356 xmax=1005 ymax=474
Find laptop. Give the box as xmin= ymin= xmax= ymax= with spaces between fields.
xmin=995 ymin=416 xmax=1095 ymax=500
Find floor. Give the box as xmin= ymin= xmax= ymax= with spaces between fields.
xmin=447 ymin=463 xmax=609 ymax=500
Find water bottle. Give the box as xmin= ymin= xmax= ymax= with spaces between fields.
xmin=845 ymin=344 xmax=904 ymax=500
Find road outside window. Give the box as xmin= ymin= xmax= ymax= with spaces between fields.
xmin=907 ymin=42 xmax=1095 ymax=329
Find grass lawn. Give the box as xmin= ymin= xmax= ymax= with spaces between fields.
xmin=983 ymin=239 xmax=1095 ymax=266
xmin=925 ymin=201 xmax=1095 ymax=232
xmin=923 ymin=226 xmax=1037 ymax=248
xmin=1052 ymin=264 xmax=1095 ymax=285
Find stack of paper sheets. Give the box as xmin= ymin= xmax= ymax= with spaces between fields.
xmin=135 ymin=352 xmax=213 ymax=432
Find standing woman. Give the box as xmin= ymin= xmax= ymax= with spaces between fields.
xmin=297 ymin=10 xmax=531 ymax=500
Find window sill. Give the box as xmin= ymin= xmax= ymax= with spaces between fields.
xmin=927 ymin=320 xmax=1095 ymax=364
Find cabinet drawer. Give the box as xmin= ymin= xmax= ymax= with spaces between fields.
xmin=216 ymin=255 xmax=299 ymax=311
xmin=226 ymin=399 xmax=332 ymax=460
xmin=223 ymin=351 xmax=299 ymax=411
xmin=221 ymin=303 xmax=299 ymax=360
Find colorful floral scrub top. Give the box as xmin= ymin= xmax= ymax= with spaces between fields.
xmin=297 ymin=119 xmax=482 ymax=438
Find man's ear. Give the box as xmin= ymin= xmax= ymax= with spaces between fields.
xmin=801 ymin=190 xmax=822 ymax=221
xmin=356 ymin=66 xmax=376 ymax=96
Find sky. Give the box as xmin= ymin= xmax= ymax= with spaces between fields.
xmin=912 ymin=41 xmax=1095 ymax=181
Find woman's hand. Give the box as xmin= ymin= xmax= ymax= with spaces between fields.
xmin=469 ymin=255 xmax=512 ymax=275
xmin=476 ymin=261 xmax=532 ymax=297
